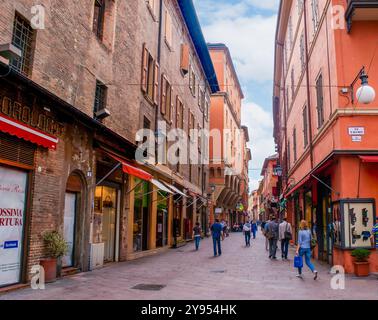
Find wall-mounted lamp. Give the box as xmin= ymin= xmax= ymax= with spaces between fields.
xmin=351 ymin=66 xmax=376 ymax=105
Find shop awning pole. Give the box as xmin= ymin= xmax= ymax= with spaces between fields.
xmin=152 ymin=190 xmax=172 ymax=204
xmin=96 ymin=162 xmax=121 ymax=187
xmin=311 ymin=174 xmax=340 ymax=196
xmin=125 ymin=180 xmax=144 ymax=195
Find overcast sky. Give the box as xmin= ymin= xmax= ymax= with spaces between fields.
xmin=193 ymin=0 xmax=279 ymax=192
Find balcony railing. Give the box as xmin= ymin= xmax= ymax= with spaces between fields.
xmin=345 ymin=0 xmax=378 ymax=32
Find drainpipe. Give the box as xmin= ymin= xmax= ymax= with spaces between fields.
xmin=155 ymin=0 xmax=164 ymax=163
xmin=282 ymin=52 xmax=288 ymax=191
xmin=303 ymin=0 xmax=314 ymax=169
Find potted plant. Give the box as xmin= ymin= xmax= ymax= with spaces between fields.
xmin=351 ymin=248 xmax=371 ymax=277
xmin=40 ymin=231 xmax=68 ymax=283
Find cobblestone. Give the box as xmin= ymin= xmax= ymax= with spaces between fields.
xmin=1 ymin=232 xmax=377 ymax=300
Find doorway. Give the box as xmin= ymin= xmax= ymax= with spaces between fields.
xmin=95 ymin=185 xmax=119 ymax=262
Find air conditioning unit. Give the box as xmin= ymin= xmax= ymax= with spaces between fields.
xmin=89 ymin=242 xmax=104 ymax=270
xmin=0 ymin=43 xmax=21 ymax=60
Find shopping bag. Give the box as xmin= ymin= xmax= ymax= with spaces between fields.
xmin=294 ymin=255 xmax=303 ymax=268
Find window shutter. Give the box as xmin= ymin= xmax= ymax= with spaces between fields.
xmin=161 ymin=75 xmax=166 ymax=115
xmin=165 ymin=82 xmax=171 ymax=121
xmin=170 ymin=86 xmax=174 ymax=122
xmin=176 ymin=96 xmax=180 ymax=128
xmin=141 ymin=44 xmax=148 ymax=93
xmin=153 ymin=61 xmax=159 ymax=105
xmin=180 ymin=44 xmax=189 ymax=74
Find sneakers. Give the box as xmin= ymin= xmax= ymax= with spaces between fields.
xmin=296 ymin=274 xmax=303 ymax=279
xmin=313 ymin=271 xmax=318 ymax=280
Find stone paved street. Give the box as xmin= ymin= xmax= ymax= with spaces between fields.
xmin=1 ymin=232 xmax=377 ymax=300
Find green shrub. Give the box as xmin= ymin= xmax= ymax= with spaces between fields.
xmin=42 ymin=231 xmax=68 ymax=258
xmin=351 ymin=248 xmax=371 ymax=262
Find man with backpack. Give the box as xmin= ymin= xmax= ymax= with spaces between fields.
xmin=279 ymin=217 xmax=292 ymax=260
xmin=266 ymin=216 xmax=279 ymax=259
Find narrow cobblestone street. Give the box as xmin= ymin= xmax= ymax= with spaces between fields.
xmin=1 ymin=232 xmax=377 ymax=300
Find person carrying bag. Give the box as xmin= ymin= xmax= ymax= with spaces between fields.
xmin=279 ymin=217 xmax=292 ymax=260
xmin=295 ymin=220 xmax=318 ymax=280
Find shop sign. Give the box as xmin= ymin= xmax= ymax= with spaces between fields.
xmin=348 ymin=127 xmax=365 ymax=136
xmin=215 ymin=208 xmax=222 ymax=214
xmin=0 ymin=94 xmax=65 ymax=136
xmin=0 ymin=167 xmax=27 ymax=287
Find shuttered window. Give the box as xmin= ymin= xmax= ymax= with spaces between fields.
xmin=0 ymin=132 xmax=35 ymax=168
xmin=180 ymin=44 xmax=189 ymax=74
xmin=93 ymin=0 xmax=105 ymax=39
xmin=303 ymin=105 xmax=308 ymax=147
xmin=316 ymin=73 xmax=324 ymax=128
xmin=176 ymin=96 xmax=184 ymax=129
xmin=141 ymin=44 xmax=159 ymax=105
xmin=161 ymin=75 xmax=172 ymax=122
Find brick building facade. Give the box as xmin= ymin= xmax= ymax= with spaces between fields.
xmin=0 ymin=0 xmax=219 ymax=288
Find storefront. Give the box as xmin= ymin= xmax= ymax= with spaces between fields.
xmin=0 ymin=160 xmax=30 ymax=287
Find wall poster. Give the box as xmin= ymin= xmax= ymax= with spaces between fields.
xmin=0 ymin=166 xmax=27 ymax=287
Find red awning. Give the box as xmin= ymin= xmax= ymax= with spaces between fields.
xmin=106 ymin=153 xmax=152 ymax=181
xmin=285 ymin=175 xmax=311 ymax=197
xmin=0 ymin=114 xmax=58 ymax=150
xmin=359 ymin=155 xmax=378 ymax=163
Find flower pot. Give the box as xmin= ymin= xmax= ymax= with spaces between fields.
xmin=40 ymin=258 xmax=57 ymax=283
xmin=353 ymin=261 xmax=370 ymax=277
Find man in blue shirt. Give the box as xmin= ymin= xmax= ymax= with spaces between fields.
xmin=211 ymin=219 xmax=223 ymax=257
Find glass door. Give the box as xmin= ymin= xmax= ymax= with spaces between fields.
xmin=63 ymin=193 xmax=76 ymax=267
xmin=102 ymin=186 xmax=117 ymax=262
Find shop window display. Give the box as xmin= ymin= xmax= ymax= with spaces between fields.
xmin=333 ymin=199 xmax=375 ymax=249
xmin=133 ymin=179 xmax=150 ymax=252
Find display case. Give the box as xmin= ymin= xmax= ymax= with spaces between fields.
xmin=332 ymin=199 xmax=376 ymax=249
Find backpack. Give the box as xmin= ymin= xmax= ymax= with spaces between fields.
xmin=243 ymin=224 xmax=251 ymax=232
xmin=284 ymin=222 xmax=292 ymax=240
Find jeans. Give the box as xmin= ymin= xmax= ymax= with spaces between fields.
xmin=269 ymin=238 xmax=278 ymax=258
xmin=252 ymin=230 xmax=256 ymax=239
xmin=281 ymin=239 xmax=289 ymax=259
xmin=213 ymin=237 xmax=222 ymax=256
xmin=194 ymin=236 xmax=201 ymax=250
xmin=297 ymin=248 xmax=315 ymax=274
xmin=244 ymin=232 xmax=251 ymax=246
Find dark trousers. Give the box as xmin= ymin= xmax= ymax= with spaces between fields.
xmin=281 ymin=239 xmax=289 ymax=259
xmin=269 ymin=238 xmax=278 ymax=258
xmin=194 ymin=236 xmax=201 ymax=250
xmin=213 ymin=237 xmax=222 ymax=256
xmin=244 ymin=232 xmax=251 ymax=246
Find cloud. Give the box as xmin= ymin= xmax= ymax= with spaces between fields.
xmin=242 ymin=100 xmax=276 ymax=191
xmin=246 ymin=0 xmax=280 ymax=11
xmin=195 ymin=1 xmax=278 ymax=84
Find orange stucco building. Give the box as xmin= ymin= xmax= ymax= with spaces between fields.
xmin=208 ymin=43 xmax=250 ymax=225
xmin=273 ymin=0 xmax=378 ymax=273
xmin=260 ymin=154 xmax=280 ymax=221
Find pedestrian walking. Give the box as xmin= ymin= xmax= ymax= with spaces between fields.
xmin=243 ymin=221 xmax=252 ymax=247
xmin=279 ymin=217 xmax=292 ymax=260
xmin=266 ymin=216 xmax=279 ymax=259
xmin=295 ymin=220 xmax=318 ymax=280
xmin=263 ymin=218 xmax=271 ymax=251
xmin=221 ymin=219 xmax=226 ymax=241
xmin=251 ymin=220 xmax=258 ymax=239
xmin=193 ymin=222 xmax=202 ymax=251
xmin=211 ymin=219 xmax=223 ymax=257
